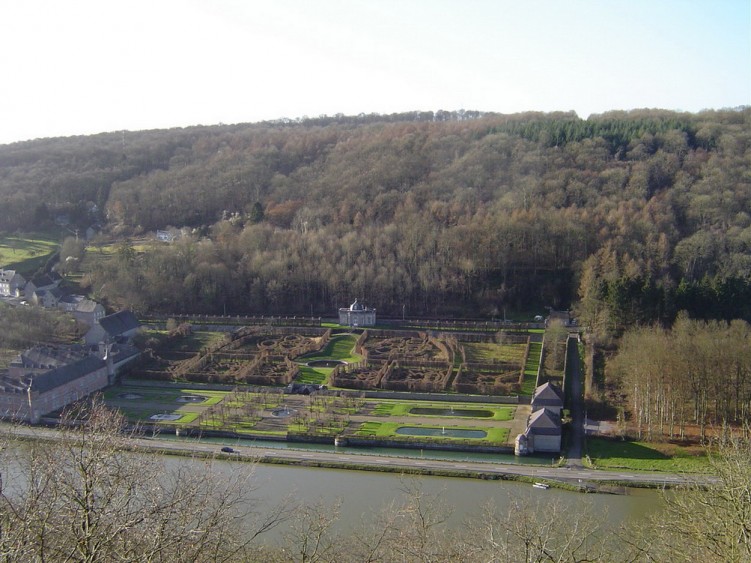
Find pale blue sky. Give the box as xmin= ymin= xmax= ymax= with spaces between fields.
xmin=0 ymin=0 xmax=748 ymax=144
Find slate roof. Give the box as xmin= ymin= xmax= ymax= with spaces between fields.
xmin=58 ymin=294 xmax=83 ymax=306
xmin=28 ymin=355 xmax=106 ymax=394
xmin=527 ymin=408 xmax=561 ymax=436
xmin=107 ymin=343 xmax=140 ymax=365
xmin=99 ymin=310 xmax=140 ymax=336
xmin=29 ymin=273 xmax=62 ymax=288
xmin=0 ymin=269 xmax=19 ymax=283
xmin=16 ymin=345 xmax=88 ymax=369
xmin=532 ymin=381 xmax=563 ymax=404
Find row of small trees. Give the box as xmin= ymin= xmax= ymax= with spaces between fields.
xmin=609 ymin=314 xmax=751 ymax=440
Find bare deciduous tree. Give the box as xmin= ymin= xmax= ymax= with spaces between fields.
xmin=645 ymin=435 xmax=751 ymax=563
xmin=0 ymin=397 xmax=291 ymax=562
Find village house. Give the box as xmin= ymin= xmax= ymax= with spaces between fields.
xmin=25 ymin=273 xmax=63 ymax=308
xmin=338 ymin=298 xmax=376 ymax=327
xmin=156 ymin=230 xmax=176 ymax=242
xmin=0 ymin=269 xmax=26 ymax=297
xmin=58 ymin=295 xmax=106 ymax=327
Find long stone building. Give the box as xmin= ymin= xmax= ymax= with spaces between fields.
xmin=0 ymin=343 xmax=139 ymax=423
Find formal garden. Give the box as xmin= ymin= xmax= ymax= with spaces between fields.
xmin=102 ymin=322 xmax=540 ymax=448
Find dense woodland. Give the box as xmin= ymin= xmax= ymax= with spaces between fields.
xmin=1 ymin=108 xmax=749 ymax=326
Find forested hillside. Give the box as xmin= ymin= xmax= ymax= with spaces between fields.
xmin=1 ymin=108 xmax=749 ymax=323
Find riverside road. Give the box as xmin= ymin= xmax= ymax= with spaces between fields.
xmin=4 ymin=424 xmax=715 ymax=489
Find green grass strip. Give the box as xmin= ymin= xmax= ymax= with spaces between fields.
xmin=586 ymin=437 xmax=711 ymax=473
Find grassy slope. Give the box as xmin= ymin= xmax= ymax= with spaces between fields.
xmin=521 ymin=340 xmax=542 ymax=395
xmin=0 ymin=233 xmax=59 ymax=274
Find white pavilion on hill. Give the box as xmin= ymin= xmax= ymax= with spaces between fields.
xmin=338 ymin=299 xmax=376 ymax=327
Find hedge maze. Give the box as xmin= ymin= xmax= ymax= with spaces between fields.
xmin=135 ymin=326 xmax=331 ymax=385
xmin=330 ymin=330 xmax=532 ymax=395
xmin=135 ymin=325 xmax=535 ymax=397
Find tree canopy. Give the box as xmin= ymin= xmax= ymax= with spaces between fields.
xmin=1 ymin=108 xmax=749 ymax=320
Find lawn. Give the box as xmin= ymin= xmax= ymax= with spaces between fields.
xmin=463 ymin=341 xmax=526 ymax=364
xmin=295 ymin=333 xmax=363 ymax=385
xmin=296 ymin=365 xmax=329 ymax=385
xmin=318 ymin=333 xmax=361 ymax=362
xmin=103 ymin=386 xmax=228 ymax=422
xmin=586 ymin=437 xmax=712 ymax=473
xmin=0 ymin=233 xmax=59 ymax=274
xmin=520 ymin=340 xmax=542 ymax=395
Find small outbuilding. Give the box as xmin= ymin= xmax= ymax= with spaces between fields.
xmin=517 ymin=407 xmax=562 ymax=454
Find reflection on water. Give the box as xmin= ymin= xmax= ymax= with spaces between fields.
xmin=163 ymin=456 xmax=664 ymax=541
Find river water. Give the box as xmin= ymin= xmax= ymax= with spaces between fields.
xmin=153 ymin=439 xmax=664 ymax=543
xmin=1 ymin=434 xmax=664 ymax=546
xmin=241 ymin=461 xmax=662 ymax=531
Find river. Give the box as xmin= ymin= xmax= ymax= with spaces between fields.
xmin=156 ymin=450 xmax=664 ymax=543
xmin=1 ymin=429 xmax=664 ymax=547
xmin=248 ymin=461 xmax=660 ymax=526
xmin=149 ymin=433 xmax=667 ymax=535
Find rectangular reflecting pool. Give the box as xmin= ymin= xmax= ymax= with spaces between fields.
xmin=395 ymin=426 xmax=488 ymax=439
xmin=409 ymin=407 xmax=494 ymax=418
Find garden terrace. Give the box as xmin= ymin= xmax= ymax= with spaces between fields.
xmin=103 ymin=383 xmax=522 ymax=451
xmin=329 ymin=330 xmax=534 ymax=396
xmin=132 ymin=326 xmax=541 ymax=397
xmin=328 ymin=362 xmax=385 ymax=390
xmin=142 ymin=314 xmax=323 ymax=328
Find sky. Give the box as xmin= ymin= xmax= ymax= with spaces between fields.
xmin=0 ymin=0 xmax=749 ymax=145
